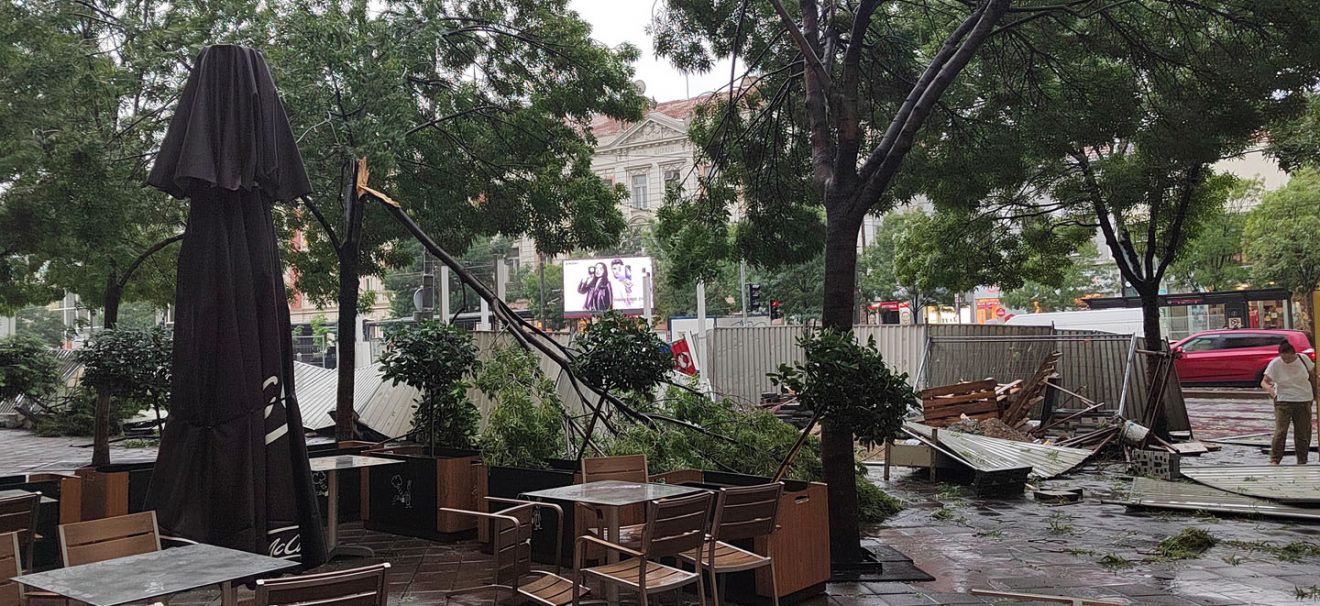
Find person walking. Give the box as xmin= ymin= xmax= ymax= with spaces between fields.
xmin=1261 ymin=342 xmax=1316 ymax=464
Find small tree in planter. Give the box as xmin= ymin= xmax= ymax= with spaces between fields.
xmin=78 ymin=327 xmax=172 ymax=465
xmin=770 ymin=328 xmax=918 ymax=561
xmin=572 ymin=311 xmax=672 ymax=454
xmin=0 ymin=335 xmax=60 ymax=405
xmin=475 ymin=343 xmax=566 ymax=468
xmin=379 ymin=321 xmax=480 ymax=451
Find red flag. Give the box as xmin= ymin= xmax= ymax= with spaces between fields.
xmin=671 ymin=338 xmax=697 ymax=376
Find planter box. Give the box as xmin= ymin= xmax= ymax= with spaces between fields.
xmin=68 ymin=462 xmax=158 ymax=527
xmin=478 ymin=461 xmax=579 ymax=564
xmin=362 ymin=445 xmax=482 ymax=540
xmin=0 ymin=472 xmax=81 ymax=571
xmin=657 ymin=470 xmax=831 ymax=605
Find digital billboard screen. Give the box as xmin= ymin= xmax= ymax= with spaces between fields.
xmin=562 ymin=256 xmax=654 ymax=318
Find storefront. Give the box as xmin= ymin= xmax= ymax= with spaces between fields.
xmin=1083 ymin=288 xmax=1296 ymax=341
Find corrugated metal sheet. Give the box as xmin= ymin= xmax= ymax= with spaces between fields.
xmin=1 ymin=349 xmax=82 ymax=416
xmin=292 ymin=362 xmax=338 ymax=430
xmin=1180 ymin=465 xmax=1320 ymax=504
xmin=904 ymin=422 xmax=1093 ymax=479
xmin=1113 ymin=477 xmax=1320 ymax=521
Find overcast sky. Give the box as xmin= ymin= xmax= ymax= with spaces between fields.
xmin=569 ymin=0 xmax=734 ymax=103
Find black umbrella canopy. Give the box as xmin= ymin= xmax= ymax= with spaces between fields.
xmin=145 ymin=44 xmax=325 ymax=567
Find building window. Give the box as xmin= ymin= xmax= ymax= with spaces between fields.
xmin=663 ymin=167 xmax=682 ymax=194
xmin=630 ymin=173 xmax=649 ymax=209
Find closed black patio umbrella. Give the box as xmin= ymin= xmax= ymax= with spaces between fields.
xmin=144 ymin=44 xmax=325 ymax=567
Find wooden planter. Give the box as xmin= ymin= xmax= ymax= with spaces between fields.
xmin=72 ymin=461 xmax=156 ymax=523
xmin=0 ymin=472 xmax=82 ymax=571
xmin=653 ymin=470 xmax=831 ymax=605
xmin=477 ymin=460 xmax=579 ymax=564
xmin=361 ymin=445 xmax=483 ymax=540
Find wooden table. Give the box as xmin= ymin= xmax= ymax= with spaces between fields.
xmin=521 ymin=480 xmax=706 ymax=602
xmin=13 ymin=543 xmax=297 ymax=606
xmin=309 ymin=454 xmax=401 ymax=559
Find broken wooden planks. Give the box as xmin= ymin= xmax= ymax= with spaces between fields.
xmin=920 ymin=378 xmax=1002 ymax=427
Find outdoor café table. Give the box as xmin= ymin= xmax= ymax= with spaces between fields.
xmin=309 ymin=454 xmax=401 ymax=559
xmin=520 ymin=480 xmax=707 ymax=602
xmin=0 ymin=489 xmax=56 ymax=505
xmin=12 ymin=542 xmax=297 ymax=606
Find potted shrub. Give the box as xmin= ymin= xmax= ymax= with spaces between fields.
xmin=470 ymin=343 xmax=578 ymax=560
xmin=365 ymin=321 xmax=483 ymax=539
xmin=74 ymin=327 xmax=172 ymax=520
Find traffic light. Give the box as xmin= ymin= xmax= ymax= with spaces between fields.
xmin=746 ymin=283 xmax=762 ymax=313
xmin=770 ymin=299 xmax=782 ymax=320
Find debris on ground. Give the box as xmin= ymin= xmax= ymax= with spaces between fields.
xmin=1155 ymin=527 xmax=1218 ymax=560
xmin=947 ymin=417 xmax=1033 ymax=442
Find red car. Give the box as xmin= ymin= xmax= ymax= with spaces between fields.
xmin=1172 ymin=329 xmax=1316 ymax=385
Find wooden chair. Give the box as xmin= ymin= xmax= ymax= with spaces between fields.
xmin=1 ymin=532 xmax=21 ymax=606
xmin=679 ymin=483 xmax=784 ymax=606
xmin=574 ymin=491 xmax=713 ymax=606
xmin=255 ymin=562 xmax=390 ymax=606
xmin=58 ymin=511 xmax=160 ymax=567
xmin=438 ymin=497 xmax=587 ymax=606
xmin=579 ymin=455 xmax=649 ymax=554
xmin=0 ymin=493 xmax=40 ymax=572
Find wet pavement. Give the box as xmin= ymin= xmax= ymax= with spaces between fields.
xmin=869 ymin=394 xmax=1320 ymax=605
xmin=5 ymin=394 xmax=1319 ymax=605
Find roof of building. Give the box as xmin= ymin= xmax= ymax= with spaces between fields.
xmin=589 ymin=94 xmax=715 ymax=137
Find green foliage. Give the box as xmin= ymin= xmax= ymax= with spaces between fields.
xmin=268 ymin=0 xmax=647 ymax=310
xmin=600 ymin=385 xmax=902 ymax=523
xmin=1267 ymin=94 xmax=1320 ymax=173
xmin=1156 ymin=528 xmax=1218 ymax=560
xmin=0 ymin=335 xmax=59 ymax=403
xmin=475 ymin=343 xmax=566 ymax=467
xmin=77 ymin=328 xmax=172 ymax=412
xmin=379 ymin=321 xmax=480 ymax=449
xmin=34 ymin=388 xmax=138 ymax=438
xmin=510 ymin=263 xmax=565 ymax=330
xmin=1168 ymin=181 xmax=1258 ymax=292
xmin=894 ymin=210 xmax=1092 ymax=297
xmin=14 ymin=307 xmax=67 ymax=347
xmin=572 ymin=312 xmax=670 ymax=397
xmin=1000 ymin=242 xmax=1118 ymax=312
xmin=1245 ymin=169 xmax=1320 ymax=299
xmin=771 ymin=329 xmax=918 ymax=447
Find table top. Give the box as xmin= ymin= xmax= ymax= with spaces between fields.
xmin=0 ymin=489 xmax=56 ymax=504
xmin=309 ymin=454 xmax=402 ymax=472
xmin=13 ymin=543 xmax=299 ymax=606
xmin=521 ymin=480 xmax=705 ymax=507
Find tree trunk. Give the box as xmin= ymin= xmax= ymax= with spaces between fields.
xmin=334 ymin=189 xmax=365 ymax=442
xmin=91 ymin=271 xmax=121 ymax=467
xmin=334 ymin=245 xmax=360 ymax=442
xmin=1138 ymin=287 xmax=1162 ymax=350
xmin=821 ymin=213 xmax=862 ymax=563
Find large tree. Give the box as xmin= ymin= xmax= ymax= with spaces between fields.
xmin=1244 ymin=169 xmax=1320 ymax=339
xmin=922 ymin=2 xmax=1320 ymax=348
xmin=265 ymin=1 xmax=645 ymax=439
xmin=651 ymin=0 xmax=1320 ymax=558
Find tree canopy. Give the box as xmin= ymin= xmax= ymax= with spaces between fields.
xmin=1244 ymin=169 xmax=1320 ymax=333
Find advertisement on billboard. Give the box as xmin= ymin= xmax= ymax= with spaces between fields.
xmin=562 ymin=256 xmax=655 ymax=318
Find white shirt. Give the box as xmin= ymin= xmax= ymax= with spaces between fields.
xmin=1265 ymin=355 xmax=1315 ymax=402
